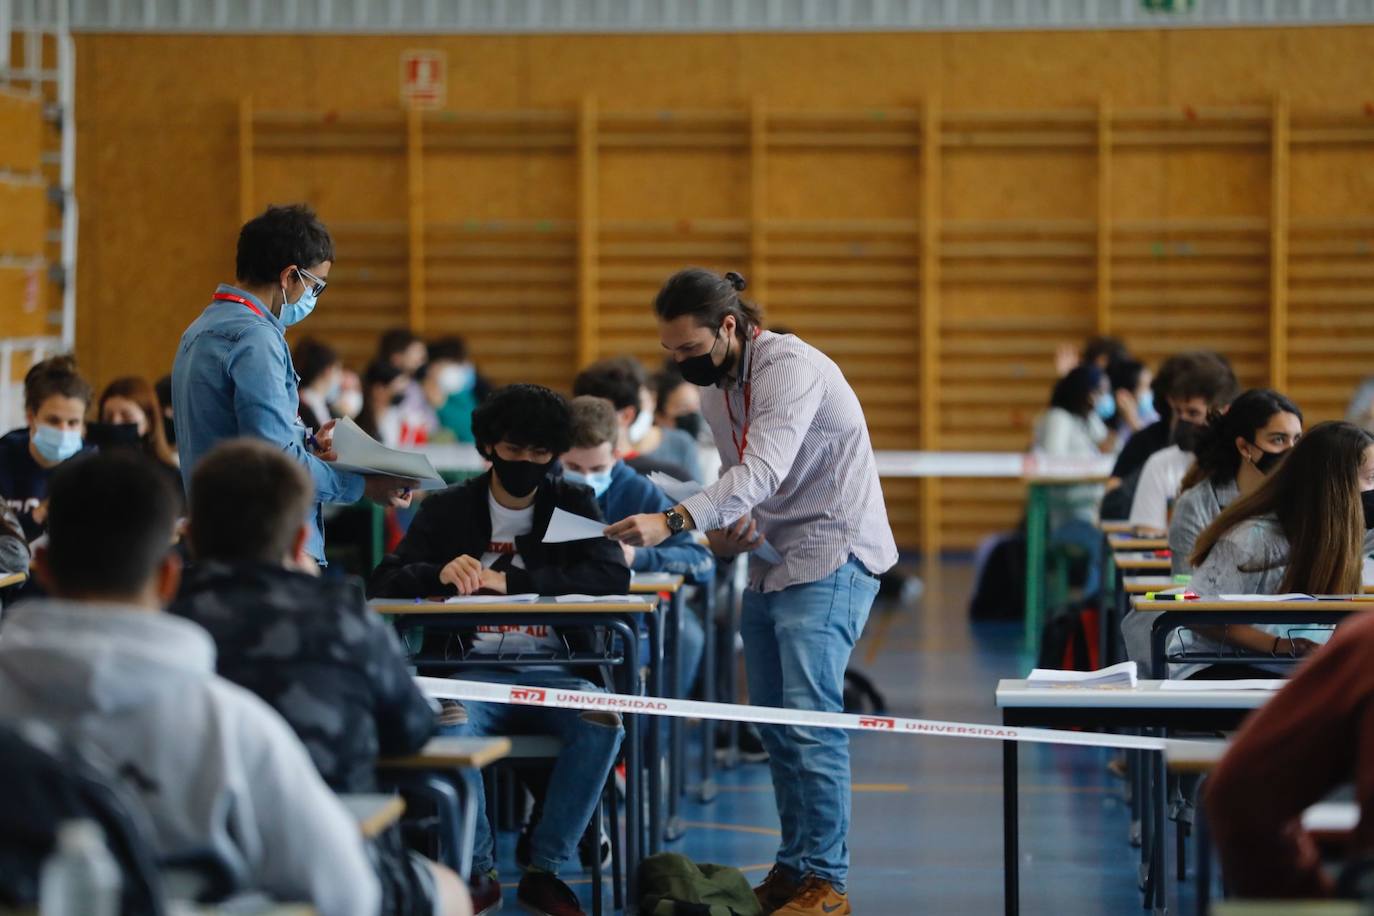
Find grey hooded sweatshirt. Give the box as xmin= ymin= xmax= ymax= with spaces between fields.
xmin=0 ymin=600 xmax=380 ymax=915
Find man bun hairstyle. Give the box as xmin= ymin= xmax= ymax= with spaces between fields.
xmin=654 ymin=267 xmax=763 ymax=340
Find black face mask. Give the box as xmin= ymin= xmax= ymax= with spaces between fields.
xmin=1171 ymin=421 xmax=1205 ymax=454
xmin=389 ymin=392 xmax=406 ymax=407
xmin=1250 ymin=447 xmax=1287 ymax=475
xmin=1362 ymin=489 xmax=1374 ymax=531
xmin=678 ymin=326 xmax=732 ymax=388
xmin=488 ymin=452 xmax=553 ymax=498
xmin=675 ymin=412 xmax=705 ymax=440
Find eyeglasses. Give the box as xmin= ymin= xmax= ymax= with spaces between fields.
xmin=296 ymin=266 xmax=328 ymax=298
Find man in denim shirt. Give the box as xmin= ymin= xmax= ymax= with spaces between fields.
xmin=173 ymin=205 xmax=411 ymax=564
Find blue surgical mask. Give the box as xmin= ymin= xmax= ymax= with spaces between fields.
xmin=1137 ymin=390 xmax=1158 ymax=422
xmin=1094 ymin=392 xmax=1116 ymax=421
xmin=564 ymin=468 xmax=614 ymax=498
xmin=33 ymin=424 xmax=83 ymax=464
xmin=280 ymin=282 xmax=317 ymax=327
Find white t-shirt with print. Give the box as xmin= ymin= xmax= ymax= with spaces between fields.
xmin=472 ymin=491 xmax=561 ymax=655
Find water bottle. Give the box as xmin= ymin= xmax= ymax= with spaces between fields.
xmin=39 ymin=819 xmax=122 ymax=916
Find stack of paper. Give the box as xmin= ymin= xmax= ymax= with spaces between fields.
xmin=444 ymin=594 xmax=540 ymax=605
xmin=331 ymin=417 xmax=447 ymax=490
xmin=554 ymin=595 xmax=645 ymax=603
xmin=1217 ymin=594 xmax=1314 ymax=601
xmin=1026 ymin=661 xmax=1138 ymax=688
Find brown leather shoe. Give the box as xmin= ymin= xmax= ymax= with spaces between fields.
xmin=753 ymin=866 xmax=802 ymax=914
xmin=772 ymin=876 xmax=851 ymax=915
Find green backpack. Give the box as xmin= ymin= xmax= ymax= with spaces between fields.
xmin=638 ymin=852 xmax=764 ymax=916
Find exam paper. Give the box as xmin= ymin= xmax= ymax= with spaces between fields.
xmin=543 ymin=507 xmax=608 ymax=543
xmin=1217 ymin=594 xmax=1314 ymax=602
xmin=1026 ymin=661 xmax=1138 ymax=688
xmin=331 ymin=417 xmax=447 ymax=490
xmin=444 ymin=594 xmax=540 ymax=605
xmin=1159 ymin=679 xmax=1283 ymax=691
xmin=554 ymin=594 xmax=645 ymax=603
xmin=648 ymin=471 xmax=703 ymax=503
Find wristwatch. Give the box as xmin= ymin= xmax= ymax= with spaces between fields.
xmin=664 ymin=507 xmax=688 ymax=534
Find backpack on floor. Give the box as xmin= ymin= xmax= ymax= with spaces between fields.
xmin=1037 ymin=607 xmax=1102 ymax=672
xmin=969 ymin=531 xmax=1027 ymax=621
xmin=638 ymin=852 xmax=763 ymax=916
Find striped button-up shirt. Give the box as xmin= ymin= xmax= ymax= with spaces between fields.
xmin=680 ymin=330 xmax=898 ymax=593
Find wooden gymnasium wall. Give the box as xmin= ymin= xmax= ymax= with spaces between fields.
xmin=70 ymin=28 xmax=1374 ymax=553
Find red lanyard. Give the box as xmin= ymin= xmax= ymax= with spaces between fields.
xmin=212 ymin=291 xmax=266 ymax=319
xmin=724 ymin=327 xmax=763 ymax=463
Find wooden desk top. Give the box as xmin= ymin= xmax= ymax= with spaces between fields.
xmin=1099 ymin=520 xmax=1134 ymax=535
xmin=1122 ymin=576 xmax=1175 ymax=595
xmin=1114 ymin=551 xmax=1172 ymax=571
xmin=379 ymin=736 xmax=511 ymax=770
xmin=369 ymin=597 xmax=657 ymax=615
xmin=0 ymin=572 xmax=27 ymax=590
xmin=1133 ymin=597 xmax=1374 ymax=613
xmin=1213 ymin=902 xmax=1361 ymax=915
xmin=339 ymin=793 xmax=406 ymax=838
xmin=1110 ymin=535 xmax=1169 ymax=551
xmin=1164 ymin=738 xmax=1230 ymax=774
xmin=630 ymin=573 xmax=685 ymax=594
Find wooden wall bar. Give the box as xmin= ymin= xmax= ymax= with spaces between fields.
xmin=69 ymin=29 xmax=1374 ymax=553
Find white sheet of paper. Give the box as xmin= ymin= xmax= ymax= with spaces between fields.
xmin=542 ymin=507 xmax=608 ymax=543
xmin=648 ymin=471 xmax=704 ymax=503
xmin=554 ymin=594 xmax=643 ymax=603
xmin=444 ymin=594 xmax=540 ymax=605
xmin=1159 ymin=679 xmax=1284 ymax=691
xmin=1217 ymin=594 xmax=1315 ymax=602
xmin=330 ymin=417 xmax=447 ymax=490
xmin=1026 ymin=660 xmax=1138 ymax=687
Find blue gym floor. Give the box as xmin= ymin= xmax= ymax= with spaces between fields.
xmin=492 ymin=561 xmax=1190 ymax=914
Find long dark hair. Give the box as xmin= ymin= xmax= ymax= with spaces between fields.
xmin=1049 ymin=365 xmax=1101 ymax=419
xmin=653 ymin=268 xmax=764 ymax=342
xmin=1191 ymin=420 xmax=1372 ymax=594
xmin=1180 ymin=388 xmax=1303 ymax=491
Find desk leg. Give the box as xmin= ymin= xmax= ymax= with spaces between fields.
xmin=723 ymin=557 xmax=745 ymax=766
xmin=454 ymin=767 xmax=479 ymax=881
xmin=648 ymin=608 xmax=665 ymax=856
xmin=1152 ymin=746 xmax=1170 ymax=916
xmin=1024 ymin=484 xmax=1049 ymax=658
xmin=1100 ymin=546 xmax=1116 ymax=666
xmin=616 ymin=624 xmax=643 ymax=912
xmin=667 ymin=589 xmax=687 ymax=841
xmin=1003 ymin=738 xmax=1019 ymax=916
xmin=699 ymin=583 xmax=718 ymax=803
xmin=1195 ymin=785 xmax=1211 ymax=916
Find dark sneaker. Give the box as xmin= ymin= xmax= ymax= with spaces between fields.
xmin=468 ymin=870 xmax=502 ymax=916
xmin=717 ymin=723 xmax=770 ymax=764
xmin=517 ymin=870 xmax=585 ymax=916
xmin=773 ymin=876 xmax=850 ymax=916
xmin=753 ymin=865 xmax=801 ymax=915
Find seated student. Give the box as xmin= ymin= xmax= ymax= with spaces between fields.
xmin=97 ymin=376 xmax=183 ymax=504
xmin=359 ymin=358 xmax=408 ymax=447
xmin=573 ymin=356 xmax=694 ymax=482
xmin=1168 ymin=389 xmax=1303 ymax=576
xmin=1127 ymin=421 xmax=1371 ymax=679
xmin=1205 ymin=610 xmax=1374 ymax=899
xmin=292 ymin=337 xmax=343 ymax=433
xmin=425 ymin=336 xmax=491 ymax=444
xmin=369 ymin=384 xmax=626 ymax=916
xmin=172 ymin=439 xmax=470 ymax=916
xmin=1128 ymin=351 xmax=1239 ymax=534
xmin=0 ymin=452 xmax=379 ymax=913
xmin=1105 ymin=358 xmax=1158 ymax=444
xmin=1107 ymin=353 xmax=1181 ymax=486
xmin=562 ymin=395 xmax=713 ymax=687
xmin=0 ymin=356 xmax=93 ymax=541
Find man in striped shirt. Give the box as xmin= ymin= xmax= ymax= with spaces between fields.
xmin=607 ymin=268 xmax=897 ymax=916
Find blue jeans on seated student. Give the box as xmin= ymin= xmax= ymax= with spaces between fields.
xmin=439 ymin=668 xmax=623 ymax=877
xmin=636 ymin=607 xmax=705 ymax=696
xmin=740 ymin=556 xmax=880 ymax=893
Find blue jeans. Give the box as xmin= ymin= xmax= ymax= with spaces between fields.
xmin=440 ymin=668 xmax=624 ymax=876
xmin=741 ymin=557 xmax=880 ymax=892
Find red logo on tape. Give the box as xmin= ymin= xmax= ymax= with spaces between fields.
xmin=858 ymin=716 xmax=896 ymax=730
xmin=511 ymin=688 xmax=547 ymax=704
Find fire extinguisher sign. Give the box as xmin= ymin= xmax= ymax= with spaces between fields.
xmin=400 ymin=50 xmax=446 ymax=110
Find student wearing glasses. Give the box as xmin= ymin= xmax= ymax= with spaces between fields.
xmin=172 ymin=205 xmax=413 ymax=567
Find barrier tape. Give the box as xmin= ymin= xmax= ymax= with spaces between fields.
xmin=416 ymin=677 xmax=1201 ymax=754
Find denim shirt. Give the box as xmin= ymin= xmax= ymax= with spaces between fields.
xmin=172 ymin=285 xmax=364 ymax=561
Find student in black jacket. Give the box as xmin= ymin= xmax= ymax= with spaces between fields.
xmin=369 ymin=384 xmax=627 ymax=916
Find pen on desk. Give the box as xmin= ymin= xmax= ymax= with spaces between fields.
xmin=1144 ymin=591 xmax=1199 ymax=601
